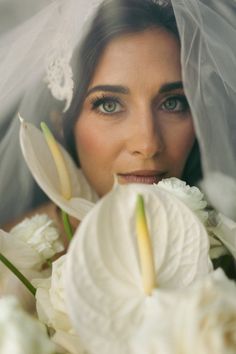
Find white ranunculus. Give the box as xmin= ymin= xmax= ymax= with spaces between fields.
xmin=0 ymin=229 xmax=47 ymax=310
xmin=65 ymin=183 xmax=212 ymax=354
xmin=35 ymin=256 xmax=86 ymax=354
xmin=156 ymin=178 xmax=236 ymax=260
xmin=157 ymin=177 xmax=208 ymax=223
xmin=20 ymin=120 xmax=98 ymax=220
xmin=172 ymin=269 xmax=236 ymax=354
xmin=0 ymin=296 xmax=55 ymax=354
xmin=10 ymin=214 xmax=64 ymax=263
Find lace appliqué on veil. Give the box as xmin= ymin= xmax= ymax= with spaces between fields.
xmin=44 ymin=0 xmax=101 ymax=113
xmin=45 ymin=42 xmax=74 ymax=112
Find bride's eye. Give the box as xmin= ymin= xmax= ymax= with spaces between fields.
xmin=90 ymin=95 xmax=123 ymax=115
xmin=161 ymin=96 xmax=189 ymax=113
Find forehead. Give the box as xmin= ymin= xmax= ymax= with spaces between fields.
xmin=89 ymin=28 xmax=182 ymax=88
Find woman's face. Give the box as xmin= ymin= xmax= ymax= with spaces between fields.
xmin=75 ymin=28 xmax=195 ymax=197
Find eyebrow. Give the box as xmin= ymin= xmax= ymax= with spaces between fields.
xmin=86 ymin=85 xmax=129 ymax=97
xmin=159 ymin=81 xmax=183 ymax=93
xmin=86 ymin=81 xmax=183 ymax=97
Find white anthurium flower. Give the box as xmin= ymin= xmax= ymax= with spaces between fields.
xmin=207 ymin=210 xmax=236 ymax=259
xmin=0 ymin=229 xmax=48 ymax=310
xmin=208 ymin=232 xmax=229 ymax=260
xmin=35 ymin=256 xmax=86 ymax=354
xmin=10 ymin=214 xmax=64 ymax=262
xmin=157 ymin=177 xmax=208 ymax=223
xmin=0 ymin=229 xmax=42 ymax=270
xmin=0 ymin=296 xmax=56 ymax=354
xmin=171 ymin=269 xmax=236 ymax=354
xmin=127 ymin=290 xmax=177 ymax=354
xmin=64 ymin=183 xmax=212 ymax=354
xmin=19 ymin=119 xmax=98 ymax=220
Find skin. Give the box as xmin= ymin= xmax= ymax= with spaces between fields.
xmin=75 ymin=28 xmax=195 ymax=197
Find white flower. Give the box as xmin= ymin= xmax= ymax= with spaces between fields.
xmin=10 ymin=214 xmax=64 ymax=262
xmin=156 ymin=178 xmax=236 ymax=261
xmin=0 ymin=214 xmax=62 ymax=310
xmin=0 ymin=229 xmax=47 ymax=310
xmin=129 ymin=270 xmax=236 ymax=354
xmin=0 ymin=296 xmax=55 ymax=354
xmin=207 ymin=210 xmax=236 ymax=260
xmin=64 ymin=183 xmax=212 ymax=354
xmin=35 ymin=256 xmax=86 ymax=354
xmin=128 ymin=291 xmax=176 ymax=354
xmin=157 ymin=177 xmax=208 ymax=223
xmin=171 ymin=269 xmax=236 ymax=354
xmin=208 ymin=232 xmax=229 ymax=259
xmin=20 ymin=120 xmax=98 ymax=220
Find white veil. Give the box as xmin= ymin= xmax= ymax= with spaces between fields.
xmin=0 ymin=0 xmax=98 ymax=224
xmin=0 ymin=0 xmax=236 ymax=224
xmin=172 ymin=0 xmax=236 ymax=220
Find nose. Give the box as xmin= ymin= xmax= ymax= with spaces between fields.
xmin=126 ymin=108 xmax=164 ymax=159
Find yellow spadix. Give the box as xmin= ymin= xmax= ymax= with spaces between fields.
xmin=135 ymin=194 xmax=156 ymax=295
xmin=40 ymin=122 xmax=71 ymax=200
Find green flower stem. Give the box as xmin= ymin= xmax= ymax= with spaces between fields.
xmin=61 ymin=210 xmax=73 ymax=241
xmin=0 ymin=253 xmax=36 ymax=296
xmin=46 ymin=259 xmax=52 ymax=268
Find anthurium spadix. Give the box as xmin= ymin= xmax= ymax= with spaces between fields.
xmin=135 ymin=195 xmax=156 ymax=295
xmin=65 ymin=183 xmax=213 ymax=354
xmin=19 ymin=119 xmax=98 ymax=220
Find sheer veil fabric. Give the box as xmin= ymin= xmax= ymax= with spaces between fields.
xmin=0 ymin=0 xmax=236 ymax=224
xmin=0 ymin=0 xmax=98 ymax=224
xmin=172 ymin=0 xmax=236 ymax=220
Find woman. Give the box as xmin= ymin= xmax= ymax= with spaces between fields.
xmin=2 ymin=0 xmax=201 ymax=229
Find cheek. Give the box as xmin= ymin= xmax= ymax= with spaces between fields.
xmin=74 ymin=117 xmax=115 ymax=165
xmin=165 ymin=119 xmax=195 ymax=164
xmin=74 ymin=115 xmax=123 ymax=196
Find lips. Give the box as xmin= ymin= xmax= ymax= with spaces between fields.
xmin=118 ymin=170 xmax=167 ymax=185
